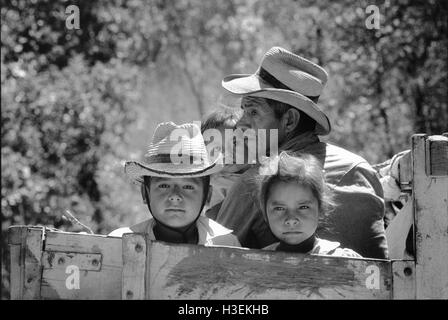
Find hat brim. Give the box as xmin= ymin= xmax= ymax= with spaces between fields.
xmin=222 ymin=74 xmax=331 ymax=135
xmin=222 ymin=73 xmax=275 ymax=94
xmin=124 ymin=155 xmax=224 ymax=183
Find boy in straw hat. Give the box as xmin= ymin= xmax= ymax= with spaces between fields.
xmin=213 ymin=46 xmax=388 ymax=258
xmin=109 ymin=122 xmax=241 ymax=247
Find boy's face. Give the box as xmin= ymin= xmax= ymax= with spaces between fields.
xmin=148 ymin=177 xmax=205 ymax=228
xmin=266 ymin=181 xmax=319 ymax=245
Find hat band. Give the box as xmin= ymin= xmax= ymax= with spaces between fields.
xmin=258 ymin=67 xmax=319 ymax=103
xmin=146 ymin=153 xmax=205 ymax=165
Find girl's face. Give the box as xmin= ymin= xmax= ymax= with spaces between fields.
xmin=266 ymin=181 xmax=319 ymax=245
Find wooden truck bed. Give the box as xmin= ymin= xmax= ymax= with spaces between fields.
xmin=7 ymin=134 xmax=447 ymax=299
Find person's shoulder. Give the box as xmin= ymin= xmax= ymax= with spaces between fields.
xmin=240 ymin=165 xmax=260 ymax=182
xmin=108 ymin=227 xmax=133 ymax=237
xmin=199 ymin=216 xmax=233 ymax=237
xmin=311 ymin=238 xmax=341 ymax=254
xmin=199 ymin=216 xmax=242 ymax=247
xmin=331 ymin=247 xmax=363 ymax=258
xmin=221 ymin=165 xmax=259 ymax=196
xmin=312 ymin=238 xmax=362 ymax=258
xmin=262 ymin=242 xmax=280 ymax=251
xmin=108 ymin=219 xmax=152 ymax=237
xmin=324 ymin=142 xmax=369 ymax=166
xmin=210 ymin=233 xmax=242 ymax=247
xmin=322 ymin=143 xmax=380 ymax=184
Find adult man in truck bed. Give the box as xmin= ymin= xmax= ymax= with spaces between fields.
xmin=212 ymin=46 xmax=388 ymax=259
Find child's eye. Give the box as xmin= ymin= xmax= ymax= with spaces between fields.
xmin=299 ymin=205 xmax=309 ymax=210
xmin=158 ymin=184 xmax=170 ymax=189
xmin=183 ymin=185 xmax=194 ymax=190
xmin=273 ymin=207 xmax=285 ymax=211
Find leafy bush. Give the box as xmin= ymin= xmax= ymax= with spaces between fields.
xmin=1 ymin=56 xmax=145 ymax=298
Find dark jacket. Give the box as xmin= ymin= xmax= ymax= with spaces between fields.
xmin=213 ymin=133 xmax=389 ymax=259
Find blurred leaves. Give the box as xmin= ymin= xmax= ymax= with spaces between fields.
xmin=1 ymin=55 xmax=144 ymax=299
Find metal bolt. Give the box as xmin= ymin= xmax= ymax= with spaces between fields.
xmin=27 ymin=277 xmax=33 ymax=284
xmin=92 ymin=259 xmax=98 ymax=266
xmin=58 ymin=257 xmax=65 ymax=265
xmin=135 ymin=243 xmax=142 ymax=253
xmin=404 ymin=267 xmax=413 ymax=276
xmin=126 ymin=290 xmax=133 ymax=299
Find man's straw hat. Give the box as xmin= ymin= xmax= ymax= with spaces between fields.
xmin=125 ymin=122 xmax=222 ymax=182
xmin=222 ymin=46 xmax=331 ymax=135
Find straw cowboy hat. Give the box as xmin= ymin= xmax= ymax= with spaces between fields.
xmin=125 ymin=122 xmax=222 ymax=182
xmin=222 ymin=46 xmax=331 ymax=135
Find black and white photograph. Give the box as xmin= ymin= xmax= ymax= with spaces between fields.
xmin=1 ymin=0 xmax=447 ymax=309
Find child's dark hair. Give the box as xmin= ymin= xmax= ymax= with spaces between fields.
xmin=201 ymin=104 xmax=241 ymax=133
xmin=258 ymin=151 xmax=335 ymax=222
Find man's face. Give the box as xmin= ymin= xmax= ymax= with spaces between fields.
xmin=238 ymin=97 xmax=282 ymax=131
xmin=237 ymin=97 xmax=284 ymax=157
xmin=148 ymin=177 xmax=204 ymax=228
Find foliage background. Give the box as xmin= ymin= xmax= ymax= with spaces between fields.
xmin=1 ymin=0 xmax=447 ymax=299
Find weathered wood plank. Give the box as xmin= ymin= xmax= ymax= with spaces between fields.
xmin=413 ymin=134 xmax=448 ymax=299
xmin=8 ymin=225 xmax=27 ymax=245
xmin=386 ymin=200 xmax=413 ymax=259
xmin=42 ymin=252 xmax=102 ymax=271
xmin=398 ymin=151 xmax=412 ymax=190
xmin=41 ymin=265 xmax=121 ymax=300
xmin=9 ymin=243 xmax=23 ymax=299
xmin=122 ymin=233 xmax=147 ymax=300
xmin=40 ymin=231 xmax=122 ymax=300
xmin=145 ymin=242 xmax=392 ymax=300
xmin=392 ymin=260 xmax=416 ymax=299
xmin=23 ymin=227 xmax=44 ymax=299
xmin=8 ymin=226 xmax=27 ymax=299
xmin=425 ymin=135 xmax=448 ymax=176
